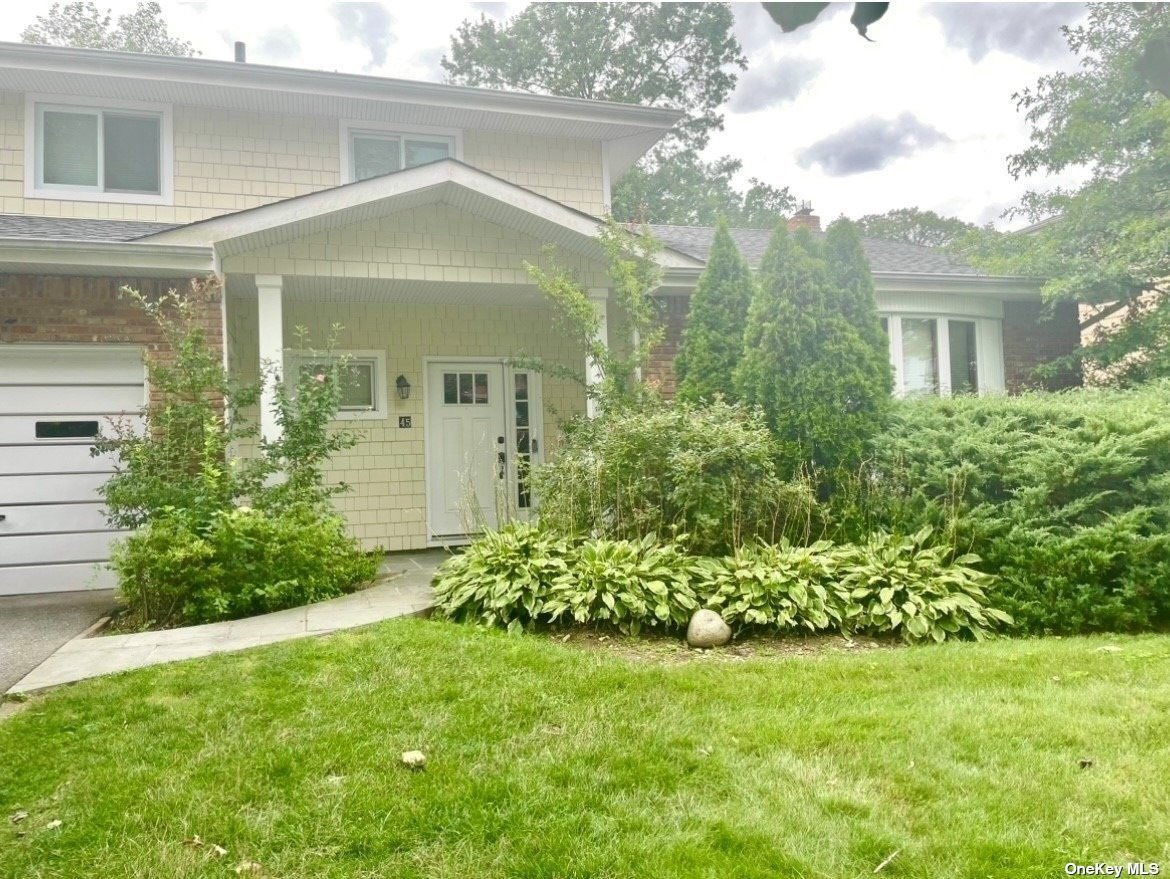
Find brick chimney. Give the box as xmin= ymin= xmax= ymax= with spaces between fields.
xmin=786 ymin=202 xmax=821 ymax=233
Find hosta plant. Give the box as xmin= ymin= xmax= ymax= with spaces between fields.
xmin=835 ymin=528 xmax=1012 ymax=643
xmin=432 ymin=522 xmax=573 ymax=631
xmin=694 ymin=541 xmax=845 ymax=633
xmin=544 ymin=535 xmax=700 ymax=635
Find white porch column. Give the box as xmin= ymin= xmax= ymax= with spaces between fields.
xmin=586 ymin=288 xmax=609 ymax=419
xmin=255 ymin=274 xmax=284 ymax=444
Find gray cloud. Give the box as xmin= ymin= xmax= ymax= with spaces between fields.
xmin=797 ymin=113 xmax=951 ymax=176
xmin=256 ymin=28 xmax=300 ymax=62
xmin=331 ymin=3 xmax=395 ymax=68
xmin=928 ymin=3 xmax=1084 ymax=63
xmin=730 ymin=56 xmax=823 ymax=113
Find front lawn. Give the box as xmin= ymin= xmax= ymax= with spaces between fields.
xmin=1 ymin=622 xmax=1168 ymax=877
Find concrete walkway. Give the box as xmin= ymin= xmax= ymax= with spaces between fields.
xmin=7 ymin=550 xmax=443 ymax=694
xmin=0 ymin=590 xmax=117 ymax=692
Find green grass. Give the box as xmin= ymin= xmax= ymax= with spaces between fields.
xmin=1 ymin=622 xmax=1168 ymax=878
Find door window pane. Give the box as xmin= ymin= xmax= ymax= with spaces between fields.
xmin=474 ymin=373 xmax=488 ymax=404
xmin=43 ymin=111 xmax=98 ymax=186
xmin=405 ymin=139 xmax=451 ymax=167
xmin=948 ymin=320 xmax=978 ymax=395
xmin=443 ymin=372 xmax=458 ymax=404
xmin=458 ymin=373 xmax=473 ymax=404
xmin=901 ymin=318 xmax=938 ymax=395
xmin=104 ymin=114 xmax=161 ymax=193
xmin=352 ymin=134 xmax=401 ymax=181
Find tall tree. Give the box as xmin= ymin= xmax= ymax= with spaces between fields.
xmin=735 ymin=224 xmax=889 ymax=477
xmin=961 ymin=3 xmax=1170 ymax=385
xmin=442 ymin=3 xmax=794 ymax=227
xmin=21 ymin=1 xmax=196 ymax=55
xmin=676 ymin=218 xmax=756 ymax=403
xmin=856 ymin=207 xmax=980 ymax=248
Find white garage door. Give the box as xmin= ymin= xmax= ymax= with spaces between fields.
xmin=0 ymin=346 xmax=144 ymax=595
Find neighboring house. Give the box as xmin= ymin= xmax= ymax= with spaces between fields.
xmin=0 ymin=43 xmax=1079 ymax=595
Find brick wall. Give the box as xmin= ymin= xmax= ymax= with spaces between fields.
xmin=1002 ymin=300 xmax=1082 ymax=391
xmin=0 ymin=275 xmax=222 ymax=391
xmin=644 ymin=294 xmax=689 ymax=398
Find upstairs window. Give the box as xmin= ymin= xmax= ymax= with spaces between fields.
xmin=29 ymin=98 xmax=172 ymax=203
xmin=343 ymin=125 xmax=457 ymax=183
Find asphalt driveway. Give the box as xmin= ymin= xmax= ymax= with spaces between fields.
xmin=0 ymin=591 xmax=117 ymax=692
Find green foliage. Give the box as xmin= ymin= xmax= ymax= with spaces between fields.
xmin=865 ymin=385 xmax=1170 ymax=633
xmin=694 ymin=541 xmax=843 ymax=632
xmin=534 ymin=399 xmax=818 ymax=555
xmin=431 ymin=524 xmax=574 ymax=631
xmin=94 ymin=282 xmax=260 ymax=530
xmin=960 ymin=3 xmax=1170 ymax=384
xmin=675 ymin=218 xmax=756 ymax=403
xmin=855 ymin=207 xmax=981 ymax=248
xmin=613 ymin=152 xmax=796 ymax=228
xmin=835 ymin=529 xmax=1011 ymax=643
xmin=442 ymin=3 xmax=744 ymax=154
xmin=21 ymin=1 xmax=196 ymax=55
xmin=735 ymin=221 xmax=890 ymax=477
xmin=97 ymin=282 xmax=372 ymax=625
xmin=522 ymin=217 xmax=663 ymax=411
xmin=433 ymin=525 xmax=1011 ymax=644
xmin=544 ymin=536 xmax=699 ymax=635
xmin=112 ymin=505 xmax=377 ymax=626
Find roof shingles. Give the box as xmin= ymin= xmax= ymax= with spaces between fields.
xmin=648 ymin=224 xmax=984 ymax=276
xmin=0 ymin=215 xmax=178 ymax=242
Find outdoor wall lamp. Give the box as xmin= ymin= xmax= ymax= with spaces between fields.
xmin=396 ymin=374 xmax=411 ymax=400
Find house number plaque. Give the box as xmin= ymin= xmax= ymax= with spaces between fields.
xmin=399 ymin=416 xmax=412 ymax=429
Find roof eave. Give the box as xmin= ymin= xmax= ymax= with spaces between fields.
xmin=0 ymin=238 xmax=216 ymax=276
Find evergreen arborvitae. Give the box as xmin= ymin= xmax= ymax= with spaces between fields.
xmin=675 ymin=218 xmax=756 ymax=403
xmin=735 ymin=220 xmax=892 ymax=478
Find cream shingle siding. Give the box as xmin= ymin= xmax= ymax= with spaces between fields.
xmin=228 ymin=296 xmax=587 ymax=551
xmin=1 ymin=90 xmax=607 ymax=221
xmin=221 ymin=203 xmax=612 ymax=288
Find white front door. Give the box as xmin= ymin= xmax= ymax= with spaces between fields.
xmin=426 ymin=362 xmax=507 ymax=537
xmin=425 ymin=361 xmax=544 ymax=540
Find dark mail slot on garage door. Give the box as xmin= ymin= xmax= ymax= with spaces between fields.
xmin=35 ymin=420 xmax=100 ymax=439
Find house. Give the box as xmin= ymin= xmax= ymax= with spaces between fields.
xmin=0 ymin=43 xmax=1080 ymax=595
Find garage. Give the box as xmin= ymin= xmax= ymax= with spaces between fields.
xmin=0 ymin=345 xmax=144 ymax=595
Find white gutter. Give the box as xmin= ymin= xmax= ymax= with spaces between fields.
xmin=0 ymin=239 xmax=215 ymax=275
xmin=0 ymin=42 xmax=685 ymax=131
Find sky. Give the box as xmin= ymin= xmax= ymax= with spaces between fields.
xmin=1 ymin=1 xmax=1091 ymax=230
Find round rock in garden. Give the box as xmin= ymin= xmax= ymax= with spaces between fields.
xmin=687 ymin=609 xmax=731 ymax=648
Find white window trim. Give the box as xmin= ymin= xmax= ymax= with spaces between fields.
xmin=284 ymin=349 xmax=388 ymax=422
xmin=24 ymin=93 xmax=174 ymax=206
xmin=880 ymin=313 xmax=1005 ymax=397
xmin=338 ymin=118 xmax=463 ymax=184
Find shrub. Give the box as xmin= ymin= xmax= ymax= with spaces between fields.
xmin=864 ymin=385 xmax=1170 ymax=633
xmin=835 ymin=529 xmax=1011 ymax=643
xmin=432 ymin=525 xmax=1011 ymax=643
xmin=112 ymin=505 xmax=377 ymax=625
xmin=735 ymin=221 xmax=891 ymax=478
xmin=431 ymin=523 xmax=574 ymax=631
xmin=544 ymin=535 xmax=699 ymax=635
xmin=534 ymin=398 xmax=818 ymax=555
xmin=675 ymin=217 xmax=756 ymax=404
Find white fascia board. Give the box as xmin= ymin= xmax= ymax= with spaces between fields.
xmin=0 ymin=42 xmax=684 ymax=133
xmin=873 ymin=271 xmax=1044 ymax=300
xmin=0 ymin=239 xmax=215 ymax=275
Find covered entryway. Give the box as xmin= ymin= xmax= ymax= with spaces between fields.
xmin=0 ymin=345 xmax=143 ymax=595
xmin=425 ymin=360 xmax=543 ymax=540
